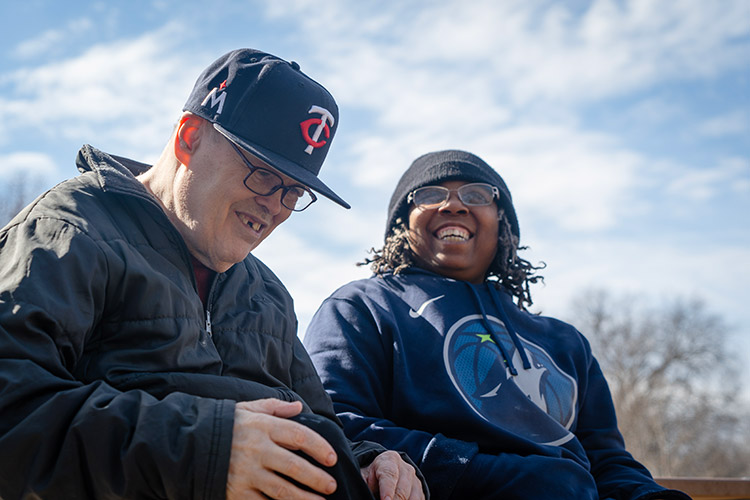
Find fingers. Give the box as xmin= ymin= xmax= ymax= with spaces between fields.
xmin=404 ymin=470 xmax=425 ymax=500
xmin=363 ymin=451 xmax=424 ymax=500
xmin=275 ymin=417 xmax=338 ymax=469
xmin=227 ymin=401 xmax=339 ymax=499
xmin=227 ymin=468 xmax=326 ymax=500
xmin=236 ymin=398 xmax=304 ymax=418
xmin=235 ymin=402 xmax=338 ymax=468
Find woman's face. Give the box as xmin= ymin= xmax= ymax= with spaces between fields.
xmin=407 ymin=180 xmax=499 ymax=283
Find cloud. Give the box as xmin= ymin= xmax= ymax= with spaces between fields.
xmin=665 ymin=156 xmax=750 ymax=202
xmin=0 ymin=151 xmax=58 ymax=178
xmin=0 ymin=23 xmax=203 ymax=158
xmin=339 ymin=121 xmax=645 ymax=233
xmin=526 ymin=236 xmax=750 ymax=396
xmin=698 ymin=110 xmax=750 ymax=137
xmin=529 ymin=235 xmax=750 ymax=331
xmin=293 ymin=0 xmax=750 ymax=112
xmin=271 ymin=0 xmax=748 ymax=237
xmin=478 ymin=126 xmax=644 ymax=232
xmin=13 ymin=18 xmax=94 ymax=59
xmin=252 ymin=225 xmax=372 ymax=336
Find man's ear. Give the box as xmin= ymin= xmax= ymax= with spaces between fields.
xmin=174 ymin=113 xmax=205 ymax=167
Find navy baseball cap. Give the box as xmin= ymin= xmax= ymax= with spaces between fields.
xmin=184 ymin=48 xmax=349 ymax=209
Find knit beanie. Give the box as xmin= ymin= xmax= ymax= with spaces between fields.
xmin=385 ymin=149 xmax=519 ymax=239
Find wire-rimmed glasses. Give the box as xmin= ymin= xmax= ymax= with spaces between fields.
xmin=225 ymin=138 xmax=317 ymax=212
xmin=407 ymin=182 xmax=499 ymax=208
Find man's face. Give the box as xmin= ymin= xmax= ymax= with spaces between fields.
xmin=173 ymin=123 xmax=296 ymax=272
xmin=407 ymin=180 xmax=499 ymax=284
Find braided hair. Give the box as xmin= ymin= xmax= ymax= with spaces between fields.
xmin=359 ymin=210 xmax=544 ymax=310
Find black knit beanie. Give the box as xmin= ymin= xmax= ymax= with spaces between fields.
xmin=385 ymin=149 xmax=519 ymax=239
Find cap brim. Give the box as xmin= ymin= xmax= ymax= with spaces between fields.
xmin=214 ymin=124 xmax=350 ymax=209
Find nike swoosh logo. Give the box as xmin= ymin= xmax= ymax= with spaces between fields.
xmin=409 ymin=295 xmax=445 ymax=318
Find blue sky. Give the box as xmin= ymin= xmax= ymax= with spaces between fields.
xmin=1 ymin=0 xmax=749 ymax=388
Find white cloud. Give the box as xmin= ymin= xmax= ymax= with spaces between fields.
xmin=624 ymin=97 xmax=685 ymax=126
xmin=14 ymin=30 xmax=66 ymax=60
xmin=665 ymin=157 xmax=750 ymax=202
xmin=295 ymin=0 xmax=749 ymax=110
xmin=252 ymin=226 xmax=372 ymax=336
xmin=0 ymin=151 xmax=58 ymax=178
xmin=479 ymin=127 xmax=644 ymax=232
xmin=698 ymin=110 xmax=749 ymax=137
xmin=525 ymin=235 xmax=750 ymax=388
xmin=0 ymin=23 xmax=202 ymax=158
xmin=527 ymin=235 xmax=750 ymax=361
xmin=341 ymin=123 xmax=645 ymax=233
xmin=13 ymin=18 xmax=94 ymax=59
xmin=277 ymin=0 xmax=748 ymax=238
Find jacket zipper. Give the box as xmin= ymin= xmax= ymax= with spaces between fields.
xmin=204 ymin=273 xmax=219 ymax=337
xmin=111 ymin=154 xmax=217 ymax=340
xmin=205 ymin=309 xmax=213 ymax=336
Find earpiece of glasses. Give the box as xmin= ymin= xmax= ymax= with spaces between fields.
xmin=226 ymin=138 xmax=317 ymax=211
xmin=407 ymin=183 xmax=499 ymax=208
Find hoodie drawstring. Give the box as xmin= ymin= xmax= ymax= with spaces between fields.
xmin=467 ymin=282 xmax=531 ymax=376
xmin=487 ymin=283 xmax=532 ymax=371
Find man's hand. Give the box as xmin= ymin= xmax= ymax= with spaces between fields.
xmin=361 ymin=450 xmax=425 ymax=500
xmin=226 ymin=399 xmax=338 ymax=500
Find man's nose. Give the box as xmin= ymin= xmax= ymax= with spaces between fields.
xmin=254 ymin=188 xmax=285 ymax=216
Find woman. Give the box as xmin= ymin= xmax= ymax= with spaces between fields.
xmin=304 ymin=150 xmax=690 ymax=500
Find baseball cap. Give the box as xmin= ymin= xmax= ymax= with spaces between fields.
xmin=184 ymin=48 xmax=349 ymax=208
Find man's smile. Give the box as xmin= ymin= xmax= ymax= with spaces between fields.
xmin=237 ymin=211 xmax=265 ymax=233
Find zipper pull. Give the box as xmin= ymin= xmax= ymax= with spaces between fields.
xmin=205 ymin=309 xmax=213 ymax=336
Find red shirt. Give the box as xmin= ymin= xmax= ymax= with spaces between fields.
xmin=190 ymin=256 xmax=216 ymax=307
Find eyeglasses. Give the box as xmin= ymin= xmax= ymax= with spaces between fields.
xmin=407 ymin=182 xmax=499 ymax=208
xmin=226 ymin=138 xmax=317 ymax=212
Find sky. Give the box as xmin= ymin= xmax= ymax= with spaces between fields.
xmin=1 ymin=0 xmax=749 ymax=391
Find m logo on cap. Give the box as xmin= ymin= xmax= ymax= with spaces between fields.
xmin=201 ymin=80 xmax=228 ymax=116
xmin=300 ymin=105 xmax=335 ymax=155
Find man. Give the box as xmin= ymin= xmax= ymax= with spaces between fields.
xmin=0 ymin=49 xmax=425 ymax=500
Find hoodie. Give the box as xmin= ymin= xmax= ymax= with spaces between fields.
xmin=304 ymin=268 xmax=690 ymax=500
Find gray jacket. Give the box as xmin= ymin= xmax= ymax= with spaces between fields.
xmin=0 ymin=145 xmax=384 ymax=499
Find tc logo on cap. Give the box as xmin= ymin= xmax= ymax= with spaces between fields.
xmin=300 ymin=105 xmax=335 ymax=155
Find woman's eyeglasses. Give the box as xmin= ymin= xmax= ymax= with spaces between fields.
xmin=407 ymin=183 xmax=499 ymax=208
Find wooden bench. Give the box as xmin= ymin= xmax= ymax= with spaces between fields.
xmin=655 ymin=478 xmax=750 ymax=500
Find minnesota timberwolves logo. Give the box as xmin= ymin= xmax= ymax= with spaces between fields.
xmin=443 ymin=314 xmax=577 ymax=446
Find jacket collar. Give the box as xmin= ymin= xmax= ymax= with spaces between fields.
xmin=75 ymin=144 xmax=153 ymax=198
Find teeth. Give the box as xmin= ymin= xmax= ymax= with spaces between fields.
xmin=239 ymin=213 xmax=262 ymax=232
xmin=437 ymin=227 xmax=469 ymax=241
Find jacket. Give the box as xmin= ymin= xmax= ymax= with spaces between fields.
xmin=0 ymin=145 xmax=383 ymax=499
xmin=304 ymin=268 xmax=691 ymax=500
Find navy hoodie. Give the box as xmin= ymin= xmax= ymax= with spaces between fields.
xmin=304 ymin=268 xmax=690 ymax=500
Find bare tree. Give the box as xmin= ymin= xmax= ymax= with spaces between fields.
xmin=568 ymin=289 xmax=750 ymax=478
xmin=0 ymin=173 xmax=46 ymax=227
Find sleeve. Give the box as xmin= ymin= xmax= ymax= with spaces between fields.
xmin=304 ymin=289 xmax=477 ymax=500
xmin=0 ymin=217 xmax=234 ymax=500
xmin=289 ymin=319 xmax=411 ymax=476
xmin=289 ymin=333 xmax=341 ymax=422
xmin=575 ymin=352 xmax=692 ymax=500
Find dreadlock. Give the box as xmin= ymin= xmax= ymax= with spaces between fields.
xmin=359 ymin=211 xmax=545 ymax=310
